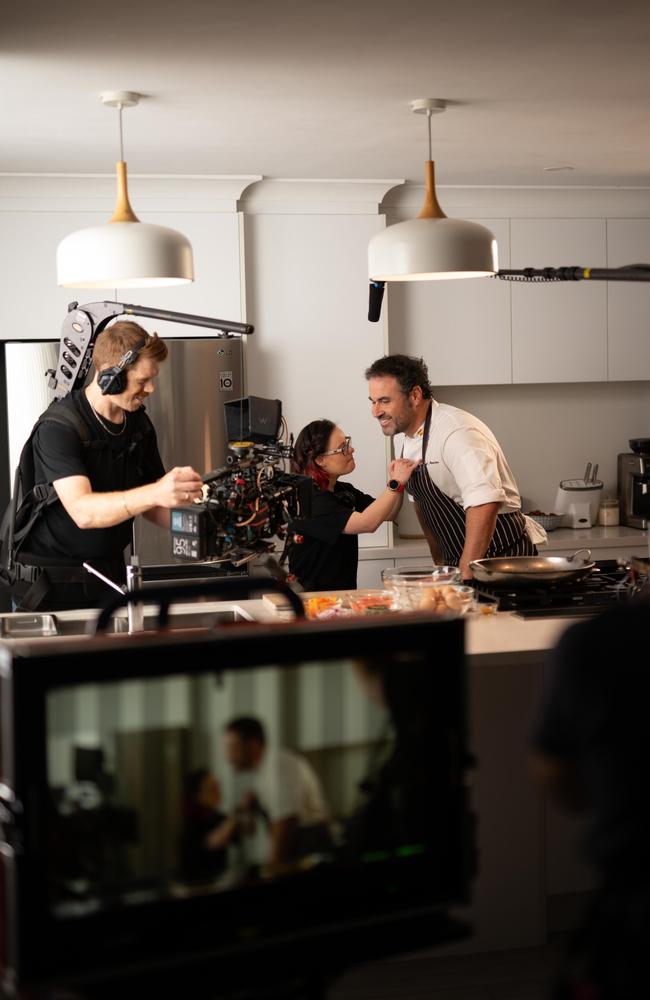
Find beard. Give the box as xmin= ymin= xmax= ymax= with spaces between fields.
xmin=377 ymin=403 xmax=415 ymax=436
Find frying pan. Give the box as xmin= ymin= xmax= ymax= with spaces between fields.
xmin=469 ymin=548 xmax=595 ymax=586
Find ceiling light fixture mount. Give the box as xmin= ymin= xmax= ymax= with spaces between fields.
xmin=56 ymin=91 xmax=194 ymax=289
xmin=368 ymin=98 xmax=498 ymax=284
xmin=101 ymin=92 xmax=142 ymax=225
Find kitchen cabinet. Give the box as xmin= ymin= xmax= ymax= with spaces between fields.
xmin=356 ymin=559 xmax=391 ymax=589
xmin=607 ymin=219 xmax=650 ymax=381
xmin=511 ymin=220 xmax=608 ymax=383
xmin=387 ymin=220 xmax=512 ymax=386
xmin=389 ymin=216 xmax=650 ymax=386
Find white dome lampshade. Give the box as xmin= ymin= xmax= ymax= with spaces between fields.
xmin=369 ymin=161 xmax=497 ymax=281
xmin=369 ymin=100 xmax=498 ymax=281
xmin=56 ymin=92 xmax=194 ymax=289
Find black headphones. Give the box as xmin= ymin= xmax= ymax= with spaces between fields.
xmin=97 ymin=337 xmax=148 ymax=396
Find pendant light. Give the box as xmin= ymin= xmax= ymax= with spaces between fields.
xmin=368 ymin=99 xmax=498 ymax=281
xmin=56 ymin=91 xmax=194 ymax=289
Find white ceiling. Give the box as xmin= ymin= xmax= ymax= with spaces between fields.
xmin=3 ymin=0 xmax=650 ymax=187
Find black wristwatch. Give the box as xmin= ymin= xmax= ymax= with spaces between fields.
xmin=387 ymin=479 xmax=404 ymax=493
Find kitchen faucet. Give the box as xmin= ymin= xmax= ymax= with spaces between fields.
xmin=83 ymin=557 xmax=144 ymax=633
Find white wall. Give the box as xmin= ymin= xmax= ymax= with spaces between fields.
xmin=241 ymin=182 xmax=392 ymax=547
xmin=431 ymin=381 xmax=650 ymax=513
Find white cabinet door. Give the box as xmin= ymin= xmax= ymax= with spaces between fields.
xmin=607 ymin=219 xmax=650 ymax=381
xmin=387 ymin=220 xmax=511 ymax=385
xmin=511 ymin=220 xmax=607 ymax=383
xmin=356 ymin=560 xmax=393 ymax=589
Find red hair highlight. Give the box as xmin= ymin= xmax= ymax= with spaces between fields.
xmin=305 ymin=461 xmax=330 ymax=492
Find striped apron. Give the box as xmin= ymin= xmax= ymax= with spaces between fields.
xmin=405 ymin=406 xmax=536 ymax=567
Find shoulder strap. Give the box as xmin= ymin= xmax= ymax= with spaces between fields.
xmin=38 ymin=396 xmax=94 ymax=445
xmin=2 ymin=399 xmax=100 ymax=573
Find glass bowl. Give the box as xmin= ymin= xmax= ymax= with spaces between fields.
xmin=394 ymin=581 xmax=474 ymax=615
xmin=382 ymin=565 xmax=461 ymax=611
xmin=348 ymin=590 xmax=396 ymax=615
xmin=381 ymin=563 xmax=439 ymax=584
xmin=472 ymin=593 xmax=500 ymax=617
xmin=382 ymin=564 xmax=460 ymax=585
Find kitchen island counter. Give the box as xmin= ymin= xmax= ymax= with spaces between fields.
xmin=0 ymin=595 xmax=575 ymax=659
xmin=0 ymin=593 xmax=592 ymax=956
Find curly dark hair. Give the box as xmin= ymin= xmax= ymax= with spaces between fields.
xmin=364 ymin=355 xmax=433 ymax=400
xmin=224 ymin=716 xmax=266 ymax=745
xmin=291 ymin=419 xmax=336 ymax=475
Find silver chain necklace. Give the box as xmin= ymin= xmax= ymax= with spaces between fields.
xmin=88 ymin=398 xmax=127 ymax=437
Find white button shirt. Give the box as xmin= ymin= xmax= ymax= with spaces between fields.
xmin=398 ymin=401 xmax=547 ymax=546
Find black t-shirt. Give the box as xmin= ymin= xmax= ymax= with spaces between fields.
xmin=25 ymin=391 xmax=165 ymax=566
xmin=179 ymin=807 xmax=229 ymax=883
xmin=532 ymin=601 xmax=650 ymax=882
xmin=288 ymin=480 xmax=374 ymax=591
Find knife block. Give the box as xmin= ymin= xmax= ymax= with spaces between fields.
xmin=554 ymin=480 xmax=603 ymax=528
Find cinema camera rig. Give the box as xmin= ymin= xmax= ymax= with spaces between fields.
xmin=49 ymin=302 xmax=310 ymax=570
xmin=170 ymin=396 xmax=312 ymax=568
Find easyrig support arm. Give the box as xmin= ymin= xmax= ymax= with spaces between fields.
xmin=48 ymin=300 xmax=254 ymax=398
xmin=367 ymin=264 xmax=650 ymax=321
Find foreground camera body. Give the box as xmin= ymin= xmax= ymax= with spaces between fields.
xmin=171 ymin=441 xmax=311 ymax=566
xmin=170 ymin=397 xmax=311 ymax=567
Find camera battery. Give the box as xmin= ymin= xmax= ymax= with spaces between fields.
xmin=170 ymin=506 xmax=209 ymax=560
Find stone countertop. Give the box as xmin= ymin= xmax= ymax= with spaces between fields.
xmin=0 ymin=595 xmax=575 ymax=663
xmin=463 ymin=610 xmax=572 ymax=662
xmin=359 ymin=523 xmax=648 ymax=561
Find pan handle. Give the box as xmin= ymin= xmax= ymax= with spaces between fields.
xmin=568 ymin=547 xmax=592 ymax=562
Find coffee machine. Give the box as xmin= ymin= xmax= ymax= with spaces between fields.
xmin=618 ymin=447 xmax=650 ymax=529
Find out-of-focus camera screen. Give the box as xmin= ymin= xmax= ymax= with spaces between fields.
xmin=45 ymin=648 xmax=467 ymax=919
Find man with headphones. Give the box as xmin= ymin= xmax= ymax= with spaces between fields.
xmin=12 ymin=320 xmax=203 ymax=611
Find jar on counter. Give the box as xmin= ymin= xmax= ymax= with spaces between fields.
xmin=598 ymin=497 xmax=620 ymax=526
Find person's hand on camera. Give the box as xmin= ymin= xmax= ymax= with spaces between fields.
xmin=154 ymin=467 xmax=203 ymax=508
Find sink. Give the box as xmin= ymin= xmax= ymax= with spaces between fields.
xmin=1 ymin=605 xmax=255 ymax=638
xmin=66 ymin=604 xmax=255 ymax=635
xmin=0 ymin=613 xmax=59 ymax=638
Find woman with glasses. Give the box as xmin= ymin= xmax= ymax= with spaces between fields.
xmin=288 ymin=419 xmax=416 ymax=592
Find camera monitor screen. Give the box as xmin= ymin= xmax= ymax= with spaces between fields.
xmin=223 ymin=395 xmax=282 ymax=444
xmin=2 ymin=616 xmax=472 ymax=994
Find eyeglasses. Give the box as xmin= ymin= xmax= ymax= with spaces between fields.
xmin=320 ymin=436 xmax=352 ymax=457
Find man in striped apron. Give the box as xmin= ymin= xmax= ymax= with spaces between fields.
xmin=366 ymin=355 xmax=546 ymax=581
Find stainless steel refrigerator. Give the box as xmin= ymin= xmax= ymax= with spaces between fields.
xmin=132 ymin=337 xmax=244 ymax=565
xmin=1 ymin=336 xmax=244 ymax=568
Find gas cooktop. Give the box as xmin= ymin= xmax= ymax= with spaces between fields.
xmin=474 ymin=559 xmax=642 ymax=619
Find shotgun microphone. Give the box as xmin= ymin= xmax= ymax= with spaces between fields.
xmin=368 ymin=280 xmax=385 ymax=322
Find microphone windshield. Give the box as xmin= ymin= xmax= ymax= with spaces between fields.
xmin=368 ymin=281 xmax=385 ymax=323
